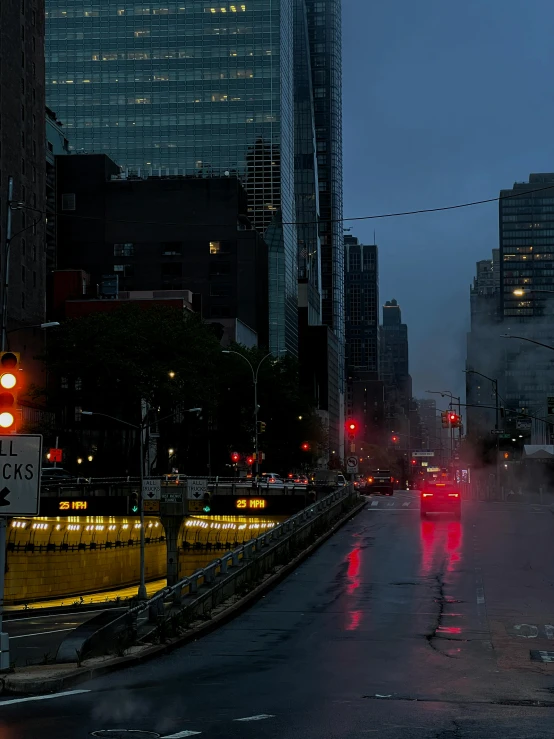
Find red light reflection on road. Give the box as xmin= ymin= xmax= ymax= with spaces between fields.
xmin=446 ymin=522 xmax=461 ymax=572
xmin=346 ymin=609 xmax=362 ymax=631
xmin=346 ymin=546 xmax=361 ymax=594
xmin=343 ymin=544 xmax=363 ymax=631
xmin=419 ymin=520 xmax=463 ymax=578
xmin=436 ymin=625 xmax=462 ymax=635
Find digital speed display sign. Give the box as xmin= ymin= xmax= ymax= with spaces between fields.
xmin=235 ymin=498 xmax=267 ymax=510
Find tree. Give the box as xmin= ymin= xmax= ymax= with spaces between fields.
xmin=213 ymin=346 xmax=327 ymax=475
xmin=41 ymin=305 xmax=221 ymax=474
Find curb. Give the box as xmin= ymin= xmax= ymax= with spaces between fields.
xmin=2 ymin=498 xmax=366 ymax=695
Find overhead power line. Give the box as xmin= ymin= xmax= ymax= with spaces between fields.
xmin=13 ymin=182 xmax=554 ymax=231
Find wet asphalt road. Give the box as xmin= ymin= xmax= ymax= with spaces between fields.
xmin=4 ymin=610 xmax=105 ymax=667
xmin=2 ymin=490 xmax=554 ymax=738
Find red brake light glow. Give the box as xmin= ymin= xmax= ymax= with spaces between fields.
xmin=422 ymin=492 xmax=434 ymax=497
xmin=448 ymin=493 xmax=459 ymax=497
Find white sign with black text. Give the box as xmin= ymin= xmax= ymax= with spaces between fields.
xmin=142 ymin=478 xmax=161 ymax=500
xmin=346 ymin=456 xmax=359 ymax=473
xmin=0 ymin=434 xmax=42 ymax=515
xmin=187 ymin=478 xmax=208 ymax=500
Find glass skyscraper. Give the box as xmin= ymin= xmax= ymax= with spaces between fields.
xmin=305 ymin=0 xmax=343 ymax=344
xmin=46 ymin=0 xmax=298 ymax=354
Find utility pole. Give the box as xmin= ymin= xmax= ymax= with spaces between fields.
xmin=138 ymin=399 xmax=148 ymax=600
xmin=1 ymin=177 xmax=13 ymax=352
xmin=0 ymin=177 xmax=13 ymax=669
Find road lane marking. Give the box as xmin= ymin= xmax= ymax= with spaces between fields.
xmin=545 ymin=624 xmax=554 ymax=640
xmin=476 ymin=588 xmax=485 ymax=605
xmin=402 ymin=501 xmax=410 ymax=507
xmin=4 ymin=609 xmax=106 ymax=623
xmin=0 ymin=689 xmax=90 ymax=706
xmin=9 ymin=627 xmax=74 ymax=639
xmin=162 ymin=732 xmax=202 ymax=738
xmin=371 ymin=500 xmax=379 ymax=507
xmin=531 ymin=650 xmax=554 ymax=662
xmin=234 ymin=714 xmax=275 ymax=722
xmin=514 ymin=624 xmax=539 ymax=638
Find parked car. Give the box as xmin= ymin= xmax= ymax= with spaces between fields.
xmin=310 ymin=470 xmax=347 ymax=494
xmin=162 ymin=474 xmax=187 ymax=485
xmin=260 ymin=472 xmax=284 ymax=484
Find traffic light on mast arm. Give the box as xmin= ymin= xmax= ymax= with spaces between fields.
xmin=346 ymin=420 xmax=358 ymax=440
xmin=0 ymin=352 xmax=20 ymax=431
xmin=130 ymin=491 xmax=140 ymax=514
xmin=448 ymin=412 xmax=461 ymax=428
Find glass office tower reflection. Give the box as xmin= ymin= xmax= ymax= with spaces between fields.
xmin=46 ymin=0 xmax=298 ymax=355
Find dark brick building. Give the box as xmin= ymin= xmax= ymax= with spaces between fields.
xmin=0 ymin=0 xmax=47 ymax=334
xmin=55 ymin=155 xmax=269 ymax=347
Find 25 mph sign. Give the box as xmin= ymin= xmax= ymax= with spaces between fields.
xmin=0 ymin=435 xmax=42 ymax=515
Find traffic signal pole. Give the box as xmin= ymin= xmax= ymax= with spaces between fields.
xmin=0 ymin=178 xmax=14 ymax=668
xmin=138 ymin=399 xmax=147 ymax=601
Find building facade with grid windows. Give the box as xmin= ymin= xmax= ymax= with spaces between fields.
xmin=46 ymin=0 xmax=298 ymax=354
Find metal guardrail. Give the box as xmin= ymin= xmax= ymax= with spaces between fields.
xmin=66 ymin=484 xmax=359 ymax=661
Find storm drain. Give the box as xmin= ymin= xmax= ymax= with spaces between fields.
xmin=91 ymin=732 xmax=161 ymax=738
xmin=530 ymin=650 xmax=554 ymax=663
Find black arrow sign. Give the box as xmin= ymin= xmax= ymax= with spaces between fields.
xmin=0 ymin=487 xmax=10 ymax=506
xmin=193 ymin=492 xmax=201 ymax=498
xmin=147 ymin=491 xmax=155 ymax=498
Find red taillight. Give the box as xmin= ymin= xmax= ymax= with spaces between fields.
xmin=422 ymin=492 xmax=433 ymax=497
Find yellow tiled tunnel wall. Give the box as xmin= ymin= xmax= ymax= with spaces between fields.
xmin=5 ymin=516 xmax=166 ymax=604
xmin=4 ymin=515 xmax=283 ymax=604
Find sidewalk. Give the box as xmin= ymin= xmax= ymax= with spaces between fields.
xmin=5 ymin=578 xmax=167 ymax=613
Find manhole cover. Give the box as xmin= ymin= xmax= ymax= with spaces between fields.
xmin=91 ymin=732 xmax=161 ymax=738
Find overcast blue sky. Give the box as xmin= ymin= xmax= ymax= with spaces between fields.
xmin=342 ymin=0 xmax=554 ymax=400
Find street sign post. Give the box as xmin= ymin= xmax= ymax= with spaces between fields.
xmin=412 ymin=451 xmax=435 ymax=458
xmin=0 ymin=434 xmax=42 ymax=670
xmin=143 ymin=499 xmax=160 ymax=513
xmin=49 ymin=447 xmax=62 ymax=463
xmin=346 ymin=456 xmax=359 ymax=474
xmin=187 ymin=478 xmax=208 ymax=500
xmin=142 ymin=478 xmax=161 ymax=501
xmin=0 ymin=434 xmax=42 ymax=515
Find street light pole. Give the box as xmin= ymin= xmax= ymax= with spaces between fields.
xmin=426 ymin=390 xmax=461 ymax=468
xmin=464 ymin=369 xmax=500 ymax=498
xmin=222 ymin=350 xmax=273 ymax=480
xmin=81 ymin=406 xmax=201 ymax=600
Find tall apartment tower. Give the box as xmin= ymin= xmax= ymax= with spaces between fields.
xmin=498 ymin=173 xmax=554 ymax=439
xmin=344 ymin=235 xmax=383 ymax=445
xmin=500 ymin=173 xmax=554 ymax=319
xmin=46 ymin=0 xmax=299 ymax=355
xmin=305 ymin=0 xmax=343 ymax=343
xmin=0 ymin=0 xmax=47 ymax=334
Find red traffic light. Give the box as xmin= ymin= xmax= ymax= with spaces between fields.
xmin=391 ymin=435 xmax=399 ymax=443
xmin=301 ymin=442 xmax=310 ymax=451
xmin=231 ymin=452 xmax=240 ymax=463
xmin=449 ymin=412 xmax=456 ymax=421
xmin=0 ymin=352 xmax=20 ymax=430
xmin=411 ymin=459 xmax=417 ymax=465
xmin=347 ymin=421 xmax=357 ymax=431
